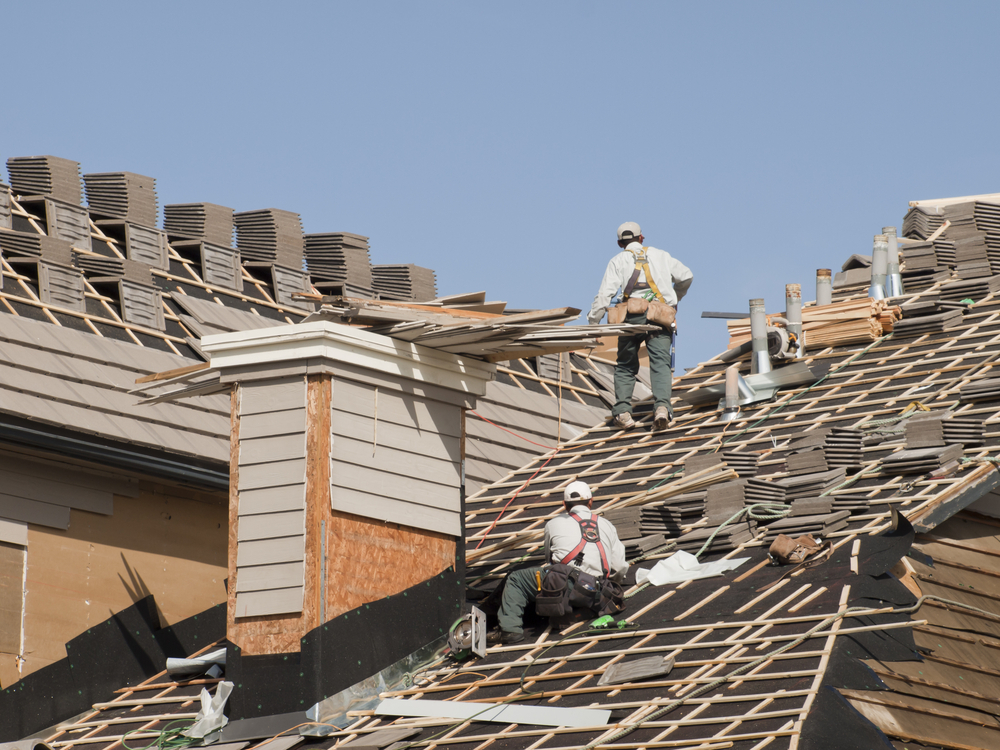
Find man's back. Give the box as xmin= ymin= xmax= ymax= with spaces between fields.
xmin=545 ymin=505 xmax=627 ymax=581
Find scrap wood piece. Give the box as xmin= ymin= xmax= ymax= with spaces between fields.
xmin=597 ymin=654 xmax=676 ymax=686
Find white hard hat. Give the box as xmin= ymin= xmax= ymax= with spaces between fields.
xmin=564 ymin=480 xmax=593 ymax=505
xmin=617 ymin=221 xmax=641 ymax=241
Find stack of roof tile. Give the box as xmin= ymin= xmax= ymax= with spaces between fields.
xmin=759 ymin=510 xmax=850 ymax=543
xmin=937 ymin=275 xmax=1000 ymax=302
xmin=83 ymin=172 xmax=158 ymax=226
xmin=779 ymin=427 xmax=864 ymax=471
xmin=673 ymin=518 xmax=757 ymax=552
xmin=304 ymin=232 xmax=373 ymax=290
xmin=0 ymin=229 xmax=73 ymax=260
xmin=905 ymin=412 xmax=984 ymax=447
xmin=6 ymin=156 xmax=82 ymax=204
xmin=233 ymin=209 xmax=304 ymax=268
xmin=892 ymin=309 xmax=964 ymax=336
xmin=372 ymin=263 xmax=437 ymax=301
xmin=163 ymin=203 xmax=235 ymax=247
xmin=746 ymin=468 xmax=847 ymax=504
xmin=882 ymin=444 xmax=963 ymax=474
xmin=943 ymin=201 xmax=1000 ymax=274
xmin=685 ymin=451 xmax=757 ymax=479
xmin=0 ymin=183 xmax=10 ymax=229
xmin=639 ymin=491 xmax=705 ymax=536
xmin=960 ymin=377 xmax=1000 ymax=403
xmin=903 ymin=205 xmax=945 ymax=239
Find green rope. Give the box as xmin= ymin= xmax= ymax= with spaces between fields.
xmin=693 ymin=502 xmax=791 ymax=558
xmin=121 ymin=720 xmax=201 ymax=750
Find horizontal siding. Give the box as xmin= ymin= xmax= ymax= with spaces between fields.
xmin=238 ymin=485 xmax=307 ymax=516
xmin=240 ymin=379 xmax=305 ymax=415
xmin=332 ymin=463 xmax=459 ymax=514
xmin=240 ymin=432 xmax=306 ymax=465
xmin=240 ymin=408 xmax=306 ymax=439
xmin=333 ymin=378 xmax=462 ymax=438
xmin=236 ymin=535 xmax=305 ymax=567
xmin=334 ymin=410 xmax=460 ymax=463
xmin=235 ymin=587 xmax=303 ymax=618
xmin=237 ymin=561 xmax=304 ymax=593
xmin=333 ymin=434 xmax=460 ymax=487
xmin=0 ymin=494 xmax=71 ymax=529
xmin=237 ymin=457 xmax=306 ymax=491
xmin=237 ymin=510 xmax=305 ymax=542
xmin=330 ymin=486 xmax=461 ymax=536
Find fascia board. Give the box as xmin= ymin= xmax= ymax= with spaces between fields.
xmin=202 ymin=321 xmax=496 ymax=396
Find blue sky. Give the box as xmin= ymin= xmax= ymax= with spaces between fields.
xmin=4 ymin=2 xmax=999 ymax=369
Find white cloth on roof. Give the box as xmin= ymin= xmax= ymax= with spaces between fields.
xmin=588 ymin=242 xmax=693 ymax=324
xmin=544 ymin=505 xmax=628 ymax=581
xmin=635 ymin=550 xmax=749 ymax=587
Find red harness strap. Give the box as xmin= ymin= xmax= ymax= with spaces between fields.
xmin=560 ymin=512 xmax=610 ymax=577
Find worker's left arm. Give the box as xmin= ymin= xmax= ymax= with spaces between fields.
xmin=600 ymin=517 xmax=629 ymax=582
xmin=669 ymin=256 xmax=694 ymax=303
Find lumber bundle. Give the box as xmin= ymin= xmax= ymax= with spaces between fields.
xmin=726 ymin=298 xmax=901 ymax=350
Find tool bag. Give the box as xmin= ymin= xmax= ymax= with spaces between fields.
xmin=535 ymin=564 xmax=625 ymax=617
xmin=768 ymin=534 xmax=824 ymax=565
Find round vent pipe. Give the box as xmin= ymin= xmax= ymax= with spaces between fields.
xmin=785 ymin=283 xmax=804 ymax=356
xmin=869 ymin=234 xmax=888 ymax=300
xmin=816 ymin=269 xmax=832 ymax=306
xmin=883 ymin=225 xmax=903 ymax=297
xmin=749 ymin=298 xmax=771 ymax=375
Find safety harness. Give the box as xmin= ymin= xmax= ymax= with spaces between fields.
xmin=623 ymin=246 xmax=666 ymax=303
xmin=560 ymin=512 xmax=610 ymax=577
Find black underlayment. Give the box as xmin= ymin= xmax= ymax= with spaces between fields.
xmin=799 ymin=686 xmax=896 ymax=750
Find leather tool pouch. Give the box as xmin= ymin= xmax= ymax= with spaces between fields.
xmin=597 ymin=579 xmax=626 ymax=616
xmin=535 ymin=564 xmax=573 ymax=617
xmin=626 ymin=297 xmax=649 ymax=315
xmin=646 ymin=301 xmax=676 ymax=328
xmin=769 ymin=534 xmax=823 ymax=565
xmin=608 ymin=302 xmax=628 ymax=325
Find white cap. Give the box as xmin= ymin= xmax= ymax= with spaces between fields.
xmin=564 ymin=480 xmax=593 ymax=505
xmin=617 ymin=221 xmax=641 ymax=241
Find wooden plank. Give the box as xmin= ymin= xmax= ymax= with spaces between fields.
xmin=237 ymin=458 xmax=306 ymax=491
xmin=235 ymin=586 xmax=304 ymax=619
xmin=0 ymin=494 xmax=70 ymax=529
xmin=239 ymin=379 xmax=305 ymax=416
xmin=239 ymin=433 xmax=306 ymax=465
xmin=236 ymin=535 xmax=305 ymax=567
xmin=236 ymin=562 xmax=304 ymax=593
xmin=236 ymin=510 xmax=305 ymax=542
xmin=239 ymin=408 xmax=306 ymax=439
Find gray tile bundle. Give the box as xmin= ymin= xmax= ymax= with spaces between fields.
xmin=673 ymin=519 xmax=757 ymax=552
xmin=759 ymin=510 xmax=849 ymax=543
xmin=6 ymin=156 xmax=82 ymax=204
xmin=938 ymin=275 xmax=1000 ymax=302
xmin=73 ymin=251 xmax=125 ymax=276
xmin=892 ymin=309 xmax=964 ymax=336
xmin=943 ymin=418 xmax=985 ymax=445
xmin=903 ymin=205 xmax=945 ymax=239
xmin=371 ymin=263 xmax=437 ymax=301
xmin=601 ymin=506 xmax=641 ymax=540
xmin=960 ymin=377 xmax=1000 ymax=403
xmin=233 ymin=208 xmax=304 ymax=268
xmin=639 ymin=491 xmax=705 ymax=535
xmin=598 ymin=655 xmax=675 ymax=686
xmin=83 ymin=172 xmax=158 ymax=226
xmin=782 ymin=428 xmax=864 ymax=470
xmin=882 ymin=444 xmax=963 ymax=474
xmin=906 ymin=412 xmax=985 ymax=448
xmin=623 ymin=534 xmax=670 ymax=558
xmin=901 ymin=266 xmax=952 ymax=293
xmin=0 ymin=229 xmax=73 ymax=262
xmin=901 ymin=241 xmax=942 ymax=271
xmin=685 ymin=451 xmax=757 ymax=478
xmin=787 ymin=497 xmax=834 ymax=516
xmin=0 ymin=183 xmax=11 ymax=230
xmin=164 ymin=203 xmax=235 ymax=247
xmin=787 ymin=449 xmax=828 ymax=475
xmin=747 ymin=468 xmax=847 ymax=504
xmin=304 ymin=232 xmax=373 ymax=290
xmin=173 ymin=239 xmax=243 ymax=292
xmin=943 ymin=201 xmax=1000 ymax=274
xmin=832 ymin=266 xmax=872 ymax=289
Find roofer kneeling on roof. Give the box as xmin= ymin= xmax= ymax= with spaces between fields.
xmin=486 ymin=481 xmax=628 ymax=645
xmin=588 ymin=221 xmax=693 ymax=432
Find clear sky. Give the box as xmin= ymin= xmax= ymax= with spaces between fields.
xmin=3 ymin=2 xmax=998 ymax=370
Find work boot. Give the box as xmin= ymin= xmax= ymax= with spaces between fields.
xmin=653 ymin=406 xmax=671 ymax=431
xmin=486 ymin=627 xmax=524 ymax=646
xmin=612 ymin=413 xmax=635 ymax=430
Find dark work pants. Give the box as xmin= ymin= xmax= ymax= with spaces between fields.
xmin=497 ymin=566 xmax=542 ymax=635
xmin=613 ymin=312 xmax=673 ymax=417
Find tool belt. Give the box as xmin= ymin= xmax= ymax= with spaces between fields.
xmin=757 ymin=534 xmax=833 ymax=592
xmin=535 ymin=564 xmax=625 ymax=618
xmin=608 ymin=298 xmax=676 ymax=327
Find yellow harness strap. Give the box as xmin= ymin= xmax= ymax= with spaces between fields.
xmin=627 ymin=247 xmax=665 ymax=303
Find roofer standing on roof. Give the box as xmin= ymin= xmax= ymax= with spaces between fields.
xmin=487 ymin=481 xmax=627 ymax=645
xmin=588 ymin=222 xmax=693 ymax=431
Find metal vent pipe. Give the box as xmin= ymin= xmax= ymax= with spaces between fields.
xmin=816 ymin=269 xmax=832 ymax=306
xmin=721 ymin=365 xmax=741 ymax=421
xmin=869 ymin=234 xmax=888 ymax=300
xmin=749 ymin=298 xmax=771 ymax=375
xmin=883 ymin=225 xmax=903 ymax=296
xmin=785 ymin=283 xmax=804 ymax=356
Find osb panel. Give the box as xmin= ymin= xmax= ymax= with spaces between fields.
xmin=23 ymin=487 xmax=228 ymax=677
xmin=228 ymin=376 xmax=327 ymax=656
xmin=323 ymin=510 xmax=455 ymax=619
